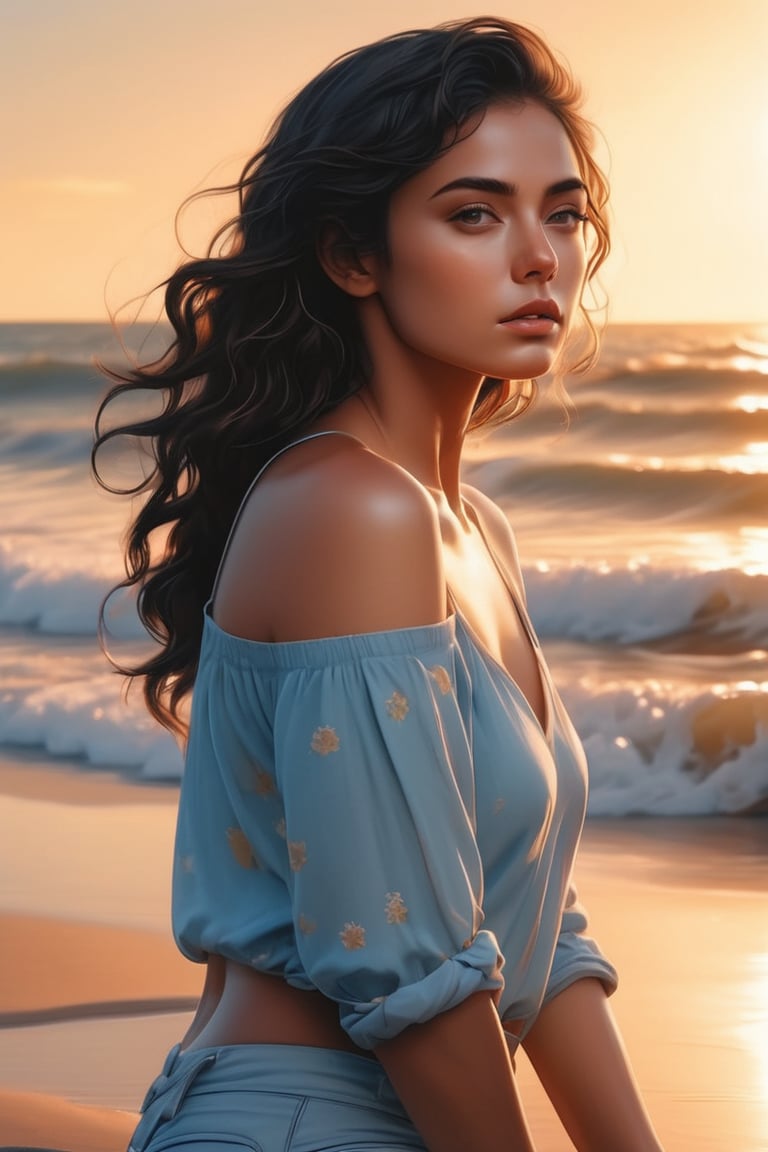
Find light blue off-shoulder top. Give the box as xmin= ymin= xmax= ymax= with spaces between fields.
xmin=171 ymin=435 xmax=617 ymax=1051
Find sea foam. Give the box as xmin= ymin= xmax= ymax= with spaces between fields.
xmin=3 ymin=545 xmax=766 ymax=653
xmin=2 ymin=649 xmax=766 ymax=813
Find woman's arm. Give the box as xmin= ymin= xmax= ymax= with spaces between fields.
xmin=218 ymin=443 xmax=539 ymax=1149
xmin=523 ymin=978 xmax=664 ymax=1152
xmin=376 ymin=991 xmax=537 ymax=1152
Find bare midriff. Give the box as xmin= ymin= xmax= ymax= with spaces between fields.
xmin=180 ymin=956 xmax=524 ymax=1061
xmin=180 ymin=956 xmax=367 ymax=1055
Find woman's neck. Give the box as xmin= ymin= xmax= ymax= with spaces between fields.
xmin=341 ymin=297 xmax=485 ymax=517
xmin=348 ymin=390 xmax=474 ymax=520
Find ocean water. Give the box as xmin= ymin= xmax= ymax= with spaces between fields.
xmin=1 ymin=320 xmax=767 ymax=816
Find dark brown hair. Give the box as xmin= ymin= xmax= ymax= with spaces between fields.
xmin=93 ymin=16 xmax=610 ymax=734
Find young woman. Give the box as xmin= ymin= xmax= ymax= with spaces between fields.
xmin=95 ymin=17 xmax=664 ymax=1152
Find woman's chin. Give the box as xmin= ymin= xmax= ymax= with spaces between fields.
xmin=493 ymin=347 xmax=560 ymax=382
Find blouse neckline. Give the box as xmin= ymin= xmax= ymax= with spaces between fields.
xmin=202 ymin=603 xmax=555 ymax=751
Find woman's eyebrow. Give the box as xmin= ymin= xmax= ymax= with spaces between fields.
xmin=429 ymin=176 xmax=587 ymax=199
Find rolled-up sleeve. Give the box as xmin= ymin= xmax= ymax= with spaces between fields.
xmin=543 ymin=883 xmax=618 ymax=1006
xmin=272 ymin=645 xmax=505 ymax=1049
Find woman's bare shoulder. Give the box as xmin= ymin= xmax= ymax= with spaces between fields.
xmin=214 ymin=436 xmax=448 ymax=642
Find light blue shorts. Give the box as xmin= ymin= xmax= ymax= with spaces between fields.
xmin=127 ymin=1042 xmax=427 ymax=1151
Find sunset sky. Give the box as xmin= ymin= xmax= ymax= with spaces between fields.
xmin=1 ymin=0 xmax=766 ymax=323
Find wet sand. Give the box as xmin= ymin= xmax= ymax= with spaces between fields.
xmin=1 ymin=755 xmax=766 ymax=1151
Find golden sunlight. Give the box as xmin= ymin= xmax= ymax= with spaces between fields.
xmin=760 ymin=105 xmax=768 ymax=168
xmin=683 ymin=528 xmax=768 ymax=575
xmin=734 ymin=395 xmax=768 ymax=412
xmin=738 ymin=527 xmax=768 ymax=576
xmin=718 ymin=444 xmax=768 ymax=475
xmin=739 ymin=952 xmax=768 ymax=1117
xmin=732 ymin=356 xmax=768 ymax=376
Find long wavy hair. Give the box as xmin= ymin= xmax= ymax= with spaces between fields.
xmin=93 ymin=16 xmax=610 ymax=736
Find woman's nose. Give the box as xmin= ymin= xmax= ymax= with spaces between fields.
xmin=510 ymin=222 xmax=558 ymax=283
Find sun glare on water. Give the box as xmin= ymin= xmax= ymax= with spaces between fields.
xmin=682 ymin=527 xmax=768 ymax=575
xmin=739 ymin=952 xmax=768 ymax=1121
xmin=732 ymin=356 xmax=768 ymax=376
xmin=719 ymin=443 xmax=768 ymax=475
xmin=735 ymin=395 xmax=768 ymax=413
xmin=737 ymin=527 xmax=768 ymax=575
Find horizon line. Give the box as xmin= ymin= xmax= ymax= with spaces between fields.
xmin=1 ymin=316 xmax=766 ymax=328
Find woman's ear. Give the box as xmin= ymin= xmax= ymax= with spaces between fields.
xmin=316 ymin=227 xmax=380 ymax=299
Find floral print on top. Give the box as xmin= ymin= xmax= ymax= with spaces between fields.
xmin=172 ymin=607 xmax=617 ymax=1051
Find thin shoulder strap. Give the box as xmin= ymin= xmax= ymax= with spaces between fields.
xmin=210 ymin=430 xmax=364 ymax=606
xmin=463 ymin=499 xmax=539 ymax=649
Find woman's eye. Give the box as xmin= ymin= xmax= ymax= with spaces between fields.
xmin=548 ymin=208 xmax=589 ymax=227
xmin=449 ymin=204 xmax=495 ymax=226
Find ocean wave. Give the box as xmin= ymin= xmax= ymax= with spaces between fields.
xmin=587 ymin=324 xmax=768 ymax=381
xmin=480 ymin=459 xmax=768 ymax=521
xmin=0 ymin=675 xmax=183 ymax=781
xmin=0 ymin=550 xmax=144 ymax=638
xmin=0 ymin=359 xmax=105 ymax=395
xmin=560 ymin=680 xmax=768 ymax=816
xmin=5 ymin=402 xmax=766 ymax=483
xmin=621 ymin=348 xmax=768 ymax=379
xmin=574 ymin=366 xmax=768 ymax=405
xmin=2 ymin=658 xmax=765 ymax=813
xmin=3 ymin=322 xmax=766 ymax=399
xmin=556 ymin=401 xmax=768 ymax=436
xmin=0 ymin=427 xmax=94 ymax=466
xmin=3 ymin=546 xmax=766 ymax=650
xmin=0 ymin=321 xmax=170 ymax=374
xmin=736 ymin=335 xmax=768 ymax=358
xmin=528 ymin=565 xmax=768 ymax=649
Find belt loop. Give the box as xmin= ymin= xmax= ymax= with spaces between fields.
xmin=138 ymin=1043 xmax=183 ymax=1114
xmin=129 ymin=1048 xmax=217 ymax=1152
xmin=162 ymin=1042 xmax=183 ymax=1076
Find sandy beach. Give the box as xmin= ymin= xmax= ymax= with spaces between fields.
xmin=1 ymin=754 xmax=767 ymax=1152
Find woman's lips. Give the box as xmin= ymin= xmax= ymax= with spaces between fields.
xmin=499 ymin=315 xmax=559 ymax=336
xmin=499 ymin=299 xmax=562 ymax=336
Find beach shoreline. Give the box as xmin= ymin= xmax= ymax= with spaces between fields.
xmin=2 ymin=754 xmax=767 ymax=1151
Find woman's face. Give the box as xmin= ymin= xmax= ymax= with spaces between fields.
xmin=370 ymin=100 xmax=590 ymax=384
